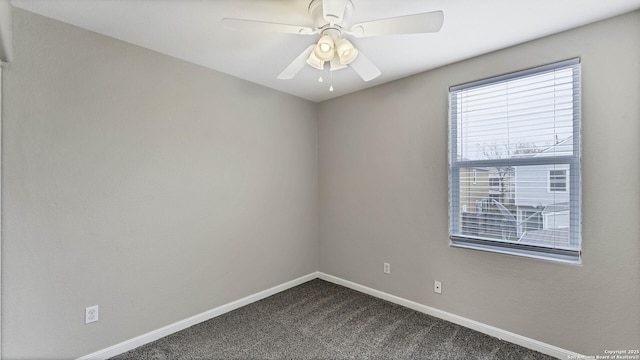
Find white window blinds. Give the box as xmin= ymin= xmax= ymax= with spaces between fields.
xmin=448 ymin=58 xmax=581 ymax=263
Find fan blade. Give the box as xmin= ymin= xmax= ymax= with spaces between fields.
xmin=277 ymin=45 xmax=315 ymax=80
xmin=349 ymin=51 xmax=381 ymax=82
xmin=349 ymin=11 xmax=444 ymax=38
xmin=222 ymin=18 xmax=315 ymax=35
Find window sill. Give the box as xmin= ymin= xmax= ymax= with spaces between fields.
xmin=450 ymin=238 xmax=582 ymax=265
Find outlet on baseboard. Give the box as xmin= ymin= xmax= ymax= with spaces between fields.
xmin=85 ymin=305 xmax=99 ymax=324
xmin=383 ymin=262 xmax=391 ymax=274
xmin=434 ymin=280 xmax=442 ymax=294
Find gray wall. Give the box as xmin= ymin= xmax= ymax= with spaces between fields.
xmin=318 ymin=10 xmax=640 ymax=356
xmin=2 ymin=8 xmax=318 ymax=359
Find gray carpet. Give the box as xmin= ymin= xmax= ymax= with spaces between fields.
xmin=111 ymin=279 xmax=554 ymax=359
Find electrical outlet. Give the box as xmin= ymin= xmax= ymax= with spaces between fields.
xmin=383 ymin=262 xmax=391 ymax=274
xmin=85 ymin=305 xmax=99 ymax=324
xmin=434 ymin=280 xmax=442 ymax=294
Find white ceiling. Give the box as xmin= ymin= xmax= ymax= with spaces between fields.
xmin=11 ymin=0 xmax=640 ymax=102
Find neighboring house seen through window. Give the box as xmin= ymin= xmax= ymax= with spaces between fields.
xmin=448 ymin=59 xmax=581 ymax=263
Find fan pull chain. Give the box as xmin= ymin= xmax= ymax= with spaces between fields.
xmin=329 ymin=70 xmax=334 ymax=92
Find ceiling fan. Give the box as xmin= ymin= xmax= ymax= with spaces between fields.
xmin=222 ymin=0 xmax=443 ymax=82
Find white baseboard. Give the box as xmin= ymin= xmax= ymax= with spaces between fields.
xmin=77 ymin=272 xmax=319 ymax=360
xmin=317 ymin=272 xmax=582 ymax=360
xmin=79 ymin=271 xmax=582 ymax=360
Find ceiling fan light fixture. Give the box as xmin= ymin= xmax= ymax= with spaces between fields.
xmin=306 ymin=51 xmax=325 ymax=70
xmin=335 ymin=37 xmax=358 ymax=65
xmin=314 ymin=35 xmax=335 ymax=61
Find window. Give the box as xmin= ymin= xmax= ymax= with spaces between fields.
xmin=548 ymin=169 xmax=568 ymax=192
xmin=448 ymin=59 xmax=581 ymax=263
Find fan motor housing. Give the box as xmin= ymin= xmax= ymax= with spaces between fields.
xmin=308 ymin=0 xmax=353 ymax=31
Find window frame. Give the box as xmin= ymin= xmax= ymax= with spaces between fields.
xmin=448 ymin=58 xmax=582 ymax=263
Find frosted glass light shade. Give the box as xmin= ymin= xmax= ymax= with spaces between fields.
xmin=330 ymin=56 xmax=347 ymax=71
xmin=335 ymin=37 xmax=358 ymax=65
xmin=314 ymin=35 xmax=335 ymax=61
xmin=306 ymin=51 xmax=325 ymax=70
